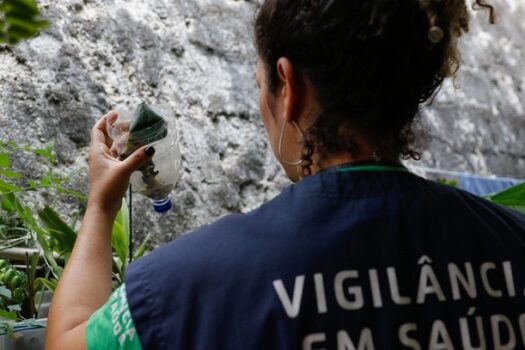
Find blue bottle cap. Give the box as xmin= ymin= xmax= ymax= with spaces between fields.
xmin=152 ymin=195 xmax=172 ymax=213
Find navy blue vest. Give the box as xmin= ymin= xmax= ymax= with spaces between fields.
xmin=126 ymin=170 xmax=525 ymax=349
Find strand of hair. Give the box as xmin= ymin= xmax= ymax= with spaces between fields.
xmin=473 ymin=0 xmax=496 ymax=24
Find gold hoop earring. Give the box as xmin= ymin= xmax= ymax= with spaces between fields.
xmin=278 ymin=120 xmax=305 ymax=166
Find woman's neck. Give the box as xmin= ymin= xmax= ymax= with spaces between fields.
xmin=310 ymin=152 xmax=401 ymax=175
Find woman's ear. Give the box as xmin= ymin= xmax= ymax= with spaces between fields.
xmin=276 ymin=57 xmax=300 ymax=123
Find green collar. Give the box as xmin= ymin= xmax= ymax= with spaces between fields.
xmin=323 ymin=161 xmax=409 ymax=174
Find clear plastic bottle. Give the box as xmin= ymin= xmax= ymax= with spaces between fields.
xmin=107 ymin=104 xmax=182 ymax=213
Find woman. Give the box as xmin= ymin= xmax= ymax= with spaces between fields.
xmin=46 ymin=0 xmax=525 ymax=349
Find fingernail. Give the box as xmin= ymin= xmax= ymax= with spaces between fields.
xmin=145 ymin=146 xmax=156 ymax=157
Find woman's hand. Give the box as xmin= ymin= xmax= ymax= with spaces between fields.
xmin=87 ymin=111 xmax=155 ymax=217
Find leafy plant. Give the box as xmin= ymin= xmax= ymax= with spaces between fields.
xmin=35 ymin=201 xmax=151 ymax=291
xmin=0 ymin=140 xmax=84 ymax=274
xmin=0 ymin=139 xmax=152 ymax=337
xmin=38 ymin=206 xmax=76 ymax=260
xmin=0 ymin=140 xmax=84 ymax=200
xmin=0 ymin=252 xmax=41 ymax=335
xmin=0 ymin=0 xmax=49 ymax=45
xmin=436 ymin=175 xmax=524 ymax=214
xmin=0 ymin=259 xmax=28 ymax=309
xmin=488 ymin=182 xmax=525 ymax=214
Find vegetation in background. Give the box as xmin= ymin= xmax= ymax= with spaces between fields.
xmin=0 ymin=141 xmax=151 ymax=332
xmin=436 ymin=178 xmax=459 ymax=188
xmin=488 ymin=182 xmax=525 ymax=214
xmin=438 ymin=177 xmax=525 ymax=214
xmin=0 ymin=259 xmax=28 ymax=319
xmin=0 ymin=0 xmax=48 ymax=45
xmin=0 ymin=141 xmax=82 ymax=331
xmin=0 ymin=0 xmax=522 ymax=338
xmin=0 ymin=252 xmax=42 ymax=336
xmin=0 ymin=2 xmax=153 ymax=333
xmin=1 ymin=0 xmax=52 ymax=333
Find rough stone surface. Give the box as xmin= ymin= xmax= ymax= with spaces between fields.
xmin=417 ymin=3 xmax=525 ymax=177
xmin=0 ymin=0 xmax=523 ymax=247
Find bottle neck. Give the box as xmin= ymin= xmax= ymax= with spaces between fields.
xmin=152 ymin=194 xmax=172 ymax=213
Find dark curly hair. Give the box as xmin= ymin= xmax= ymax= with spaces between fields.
xmin=255 ymin=0 xmax=495 ymax=174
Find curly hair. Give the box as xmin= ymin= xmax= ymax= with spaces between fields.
xmin=255 ymin=0 xmax=495 ymax=174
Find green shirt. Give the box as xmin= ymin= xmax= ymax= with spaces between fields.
xmin=86 ymin=284 xmax=143 ymax=350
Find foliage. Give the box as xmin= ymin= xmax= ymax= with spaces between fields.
xmin=436 ymin=178 xmax=459 ymax=188
xmin=0 ymin=140 xmax=85 ymax=200
xmin=0 ymin=140 xmax=151 ymax=334
xmin=0 ymin=140 xmax=80 ymax=332
xmin=0 ymin=259 xmax=28 ymax=313
xmin=488 ymin=182 xmax=525 ymax=214
xmin=35 ymin=201 xmax=151 ymax=291
xmin=0 ymin=140 xmax=84 ymax=266
xmin=437 ymin=176 xmax=524 ymax=214
xmin=0 ymin=0 xmax=48 ymax=45
xmin=0 ymin=251 xmax=42 ymax=336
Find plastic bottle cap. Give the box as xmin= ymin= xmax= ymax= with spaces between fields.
xmin=152 ymin=195 xmax=172 ymax=213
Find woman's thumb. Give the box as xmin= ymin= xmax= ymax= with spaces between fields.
xmin=120 ymin=146 xmax=156 ymax=175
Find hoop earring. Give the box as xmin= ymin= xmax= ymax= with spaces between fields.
xmin=278 ymin=120 xmax=305 ymax=166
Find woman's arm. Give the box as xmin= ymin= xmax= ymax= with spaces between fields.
xmin=45 ymin=112 xmax=154 ymax=350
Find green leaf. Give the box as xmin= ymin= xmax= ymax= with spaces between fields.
xmin=27 ymin=180 xmax=38 ymax=188
xmin=52 ymin=175 xmax=61 ymax=184
xmin=123 ymin=103 xmax=168 ymax=157
xmin=40 ymin=176 xmax=51 ymax=187
xmin=437 ymin=178 xmax=459 ymax=188
xmin=0 ymin=170 xmax=23 ymax=179
xmin=34 ymin=277 xmax=57 ymax=292
xmin=11 ymin=197 xmax=36 ymax=228
xmin=38 ymin=206 xmax=77 ymax=255
xmin=0 ymin=154 xmax=9 ymax=168
xmin=5 ymin=18 xmax=47 ymax=42
xmin=119 ymin=198 xmax=130 ymax=237
xmin=0 ymin=0 xmax=49 ymax=45
xmin=112 ymin=219 xmax=128 ymax=267
xmin=0 ymin=309 xmax=17 ymax=320
xmin=489 ymin=182 xmax=525 ymax=207
xmin=0 ymin=179 xmax=22 ymax=193
xmin=133 ymin=233 xmax=151 ymax=260
xmin=1 ymin=193 xmax=17 ymax=212
xmin=37 ymin=240 xmax=62 ymax=278
xmin=112 ymin=200 xmax=130 ymax=275
xmin=34 ymin=148 xmax=56 ymax=163
xmin=13 ymin=202 xmax=63 ymax=278
xmin=2 ymin=0 xmax=39 ymax=15
xmin=55 ymin=186 xmax=87 ymax=200
xmin=3 ymin=7 xmax=37 ymax=19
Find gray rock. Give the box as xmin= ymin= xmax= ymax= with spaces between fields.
xmin=416 ymin=3 xmax=525 ymax=178
xmin=0 ymin=0 xmax=523 ymax=248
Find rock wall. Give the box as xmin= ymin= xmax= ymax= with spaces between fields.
xmin=0 ymin=0 xmax=523 ymax=246
xmin=420 ymin=2 xmax=525 ymax=177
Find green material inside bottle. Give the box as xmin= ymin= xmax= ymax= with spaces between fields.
xmin=120 ymin=103 xmax=172 ymax=200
